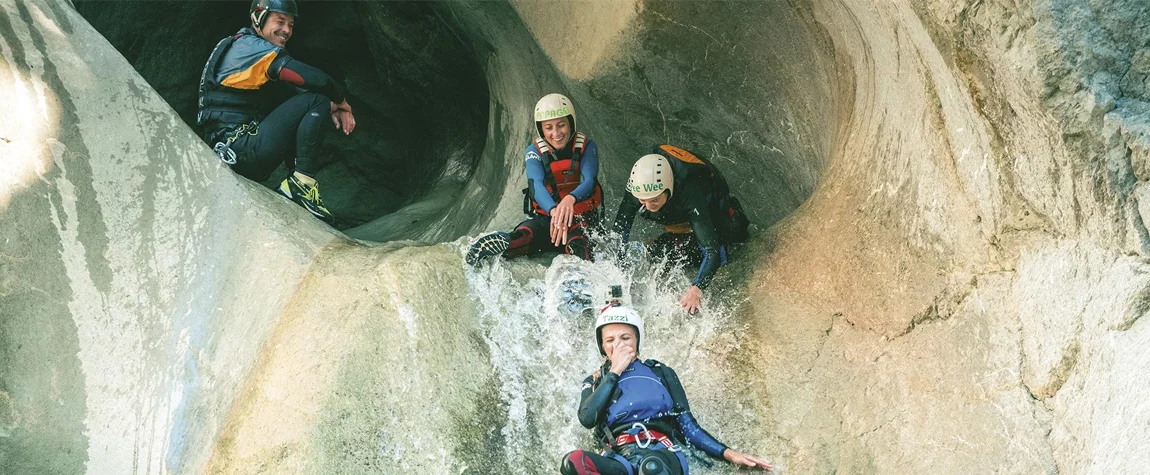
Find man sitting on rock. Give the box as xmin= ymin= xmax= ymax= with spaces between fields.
xmin=612 ymin=145 xmax=750 ymax=314
xmin=196 ymin=0 xmax=355 ymax=224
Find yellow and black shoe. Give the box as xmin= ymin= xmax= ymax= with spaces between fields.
xmin=279 ymin=173 xmax=334 ymax=224
xmin=466 ymin=232 xmax=511 ymax=266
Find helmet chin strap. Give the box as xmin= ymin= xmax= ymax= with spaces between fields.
xmin=250 ymin=9 xmax=267 ymax=30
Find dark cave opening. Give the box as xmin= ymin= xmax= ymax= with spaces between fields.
xmin=74 ymin=0 xmax=490 ymax=230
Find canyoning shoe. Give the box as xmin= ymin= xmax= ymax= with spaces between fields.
xmin=279 ymin=175 xmax=335 ymax=224
xmin=466 ymin=232 xmax=511 ymax=266
xmin=559 ymin=278 xmax=594 ymax=314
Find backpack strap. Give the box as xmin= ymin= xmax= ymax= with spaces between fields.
xmin=644 ymin=360 xmax=672 ymax=396
xmin=572 ymin=132 xmax=586 ymax=160
xmin=590 ymin=362 xmax=620 ymax=448
xmin=532 ymin=138 xmax=563 ymax=204
xmin=196 ymin=34 xmax=244 ymax=125
xmin=643 ymin=359 xmax=689 ymax=422
xmin=553 ymin=132 xmax=589 ymax=192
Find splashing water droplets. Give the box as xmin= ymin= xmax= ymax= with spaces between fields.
xmin=463 ymin=245 xmax=741 ymax=473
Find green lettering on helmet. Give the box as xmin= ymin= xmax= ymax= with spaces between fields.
xmin=540 ymin=107 xmax=571 ymax=120
xmin=642 ymin=183 xmax=663 ymax=192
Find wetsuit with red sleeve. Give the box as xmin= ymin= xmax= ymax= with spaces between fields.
xmin=197 ymin=27 xmax=347 ymax=181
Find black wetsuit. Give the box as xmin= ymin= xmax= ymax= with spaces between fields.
xmin=560 ymin=360 xmax=729 ymax=475
xmin=612 ymin=146 xmax=748 ymax=290
xmin=197 ymin=27 xmax=347 ymax=181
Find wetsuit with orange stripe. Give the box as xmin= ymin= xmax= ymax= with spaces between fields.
xmin=611 ymin=146 xmax=748 ymax=290
xmin=197 ymin=27 xmax=347 ymax=181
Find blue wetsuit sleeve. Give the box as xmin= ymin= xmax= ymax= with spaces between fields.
xmin=686 ymin=190 xmax=722 ymax=289
xmin=677 ymin=412 xmax=728 ymax=458
xmin=525 ymin=145 xmax=557 ymax=213
xmin=661 ymin=366 xmax=728 ymax=458
xmin=578 ymin=372 xmax=619 ymax=429
xmin=571 ymin=140 xmax=599 ymax=201
xmin=611 ymin=194 xmax=641 ymax=245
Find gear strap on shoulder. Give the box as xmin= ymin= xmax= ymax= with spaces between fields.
xmin=645 ymin=359 xmax=720 ymax=467
xmin=590 ymin=360 xmax=623 ymax=448
xmin=197 ymin=34 xmax=241 ymax=126
xmin=197 ymin=33 xmax=264 ymax=129
xmin=532 ymin=132 xmax=586 ymax=203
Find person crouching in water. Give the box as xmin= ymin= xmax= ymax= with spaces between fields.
xmin=560 ymin=304 xmax=772 ymax=474
xmin=611 ymin=146 xmax=750 ymax=314
xmin=466 ymin=93 xmax=604 ymax=265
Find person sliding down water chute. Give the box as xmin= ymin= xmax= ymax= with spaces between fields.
xmin=197 ymin=0 xmax=357 ymax=224
xmin=611 ymin=146 xmax=750 ymax=314
xmin=466 ymin=93 xmax=604 ymax=265
xmin=560 ymin=304 xmax=772 ymax=475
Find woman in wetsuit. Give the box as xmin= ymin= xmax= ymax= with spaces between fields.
xmin=466 ymin=93 xmax=604 ymax=265
xmin=560 ymin=304 xmax=772 ymax=474
xmin=611 ymin=147 xmax=750 ymax=314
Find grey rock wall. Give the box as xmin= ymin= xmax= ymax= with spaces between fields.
xmin=2 ymin=0 xmax=1149 ymax=473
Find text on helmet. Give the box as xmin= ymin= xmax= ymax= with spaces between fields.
xmin=627 ymin=183 xmax=664 ymax=193
xmin=538 ymin=107 xmax=572 ymax=119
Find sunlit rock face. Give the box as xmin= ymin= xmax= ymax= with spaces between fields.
xmin=2 ymin=0 xmax=1149 ymax=474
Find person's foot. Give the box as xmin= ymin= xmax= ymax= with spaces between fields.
xmin=279 ymin=173 xmax=334 ymax=224
xmin=559 ymin=278 xmax=593 ymax=314
xmin=466 ymin=232 xmax=511 ymax=266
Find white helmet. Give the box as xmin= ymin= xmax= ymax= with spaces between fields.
xmin=594 ymin=303 xmax=644 ymax=356
xmin=534 ymin=93 xmax=576 ymax=141
xmin=626 ymin=154 xmax=673 ymax=200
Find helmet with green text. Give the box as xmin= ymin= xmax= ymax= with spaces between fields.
xmin=627 ymin=153 xmax=673 ymax=200
xmin=594 ymin=303 xmax=644 ymax=356
xmin=533 ymin=93 xmax=577 ymax=141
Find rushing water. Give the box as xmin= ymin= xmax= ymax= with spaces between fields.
xmin=460 ymin=233 xmax=761 ymax=474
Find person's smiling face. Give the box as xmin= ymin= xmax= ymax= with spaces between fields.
xmin=540 ymin=116 xmax=571 ymax=150
xmin=639 ymin=190 xmax=670 ymax=212
xmin=259 ymin=11 xmax=294 ymax=47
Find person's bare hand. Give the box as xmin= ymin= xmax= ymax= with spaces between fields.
xmin=680 ymin=286 xmax=702 ymax=314
xmin=331 ymin=110 xmax=356 ymax=135
xmin=608 ymin=343 xmax=636 ymax=376
xmin=550 ymin=195 xmax=577 ymax=246
xmin=550 ymin=225 xmax=569 ymax=247
xmin=723 ymin=449 xmax=773 ymax=471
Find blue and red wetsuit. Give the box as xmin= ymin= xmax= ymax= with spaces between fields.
xmin=560 ymin=360 xmax=729 ymax=475
xmin=504 ymin=134 xmax=602 ymax=260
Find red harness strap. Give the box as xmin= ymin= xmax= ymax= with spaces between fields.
xmin=613 ymin=429 xmax=675 ymax=449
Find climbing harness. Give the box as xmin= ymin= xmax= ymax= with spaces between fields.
xmin=210 ymin=121 xmax=259 ymax=165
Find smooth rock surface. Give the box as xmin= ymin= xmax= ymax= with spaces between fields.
xmin=2 ymin=0 xmax=1149 ymax=473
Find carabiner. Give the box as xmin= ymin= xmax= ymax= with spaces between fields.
xmin=631 ymin=422 xmax=654 ymax=449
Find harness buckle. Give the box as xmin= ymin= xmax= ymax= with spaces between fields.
xmin=213 ymin=141 xmax=237 ymax=165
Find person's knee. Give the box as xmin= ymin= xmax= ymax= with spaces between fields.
xmin=565 ymin=234 xmax=591 ymax=260
xmin=509 ymin=224 xmax=534 ymax=249
xmin=638 ymin=455 xmax=673 ymax=475
xmin=559 ymin=450 xmax=594 ymax=475
xmin=295 ymin=91 xmax=329 ymax=111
